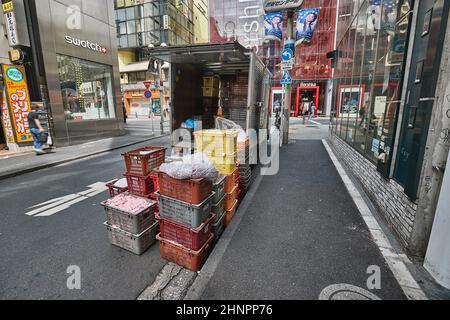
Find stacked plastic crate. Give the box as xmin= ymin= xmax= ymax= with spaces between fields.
xmin=102 ymin=146 xmax=166 ymax=255
xmin=211 ymin=175 xmax=226 ymax=242
xmin=194 ymin=130 xmax=238 ymax=175
xmin=194 ymin=130 xmax=240 ymax=228
xmin=155 ymin=171 xmax=216 ymax=272
xmin=202 ymin=75 xmax=220 ymax=98
xmin=237 ymin=138 xmax=252 ymax=198
xmin=223 ymin=168 xmax=239 ymax=227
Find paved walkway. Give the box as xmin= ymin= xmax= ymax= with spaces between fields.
xmin=0 ymin=133 xmax=167 ymax=181
xmin=188 ymin=139 xmax=407 ymax=300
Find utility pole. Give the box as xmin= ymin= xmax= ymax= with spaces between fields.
xmin=264 ymin=0 xmax=303 ymax=146
xmin=282 ymin=10 xmax=295 ymax=145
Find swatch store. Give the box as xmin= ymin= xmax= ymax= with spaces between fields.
xmin=34 ymin=0 xmax=124 ymax=146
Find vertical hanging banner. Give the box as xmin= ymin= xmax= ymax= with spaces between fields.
xmin=1 ymin=87 xmax=15 ymax=143
xmin=264 ymin=12 xmax=284 ymax=42
xmin=295 ymin=8 xmax=320 ymax=46
xmin=1 ymin=65 xmax=33 ymax=143
xmin=2 ymin=0 xmax=19 ymax=47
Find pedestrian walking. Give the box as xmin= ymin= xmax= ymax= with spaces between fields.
xmin=28 ymin=103 xmax=47 ymax=155
xmin=310 ymin=101 xmax=316 ymax=120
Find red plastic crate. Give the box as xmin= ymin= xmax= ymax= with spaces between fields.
xmin=123 ymin=147 xmax=166 ymax=176
xmin=150 ymin=193 xmax=159 ymax=214
xmin=225 ymin=168 xmax=239 ymax=193
xmin=157 ymin=233 xmax=214 ymax=272
xmin=155 ymin=171 xmax=213 ymax=205
xmin=158 ymin=214 xmax=215 ymax=251
xmin=124 ymin=173 xmax=154 ymax=197
xmin=150 ymin=172 xmax=159 ymax=191
xmin=106 ymin=180 xmax=128 ymax=198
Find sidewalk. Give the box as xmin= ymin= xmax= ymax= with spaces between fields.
xmin=186 ymin=139 xmax=413 ymax=300
xmin=0 ymin=133 xmax=167 ymax=181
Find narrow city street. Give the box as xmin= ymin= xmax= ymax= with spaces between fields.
xmin=0 ymin=121 xmax=417 ymax=300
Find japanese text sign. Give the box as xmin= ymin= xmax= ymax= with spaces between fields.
xmin=2 ymin=64 xmax=33 ymax=143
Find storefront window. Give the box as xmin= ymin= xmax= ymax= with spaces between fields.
xmin=332 ymin=0 xmax=413 ymax=173
xmin=57 ymin=55 xmax=116 ymax=121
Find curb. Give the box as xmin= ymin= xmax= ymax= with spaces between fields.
xmin=0 ymin=134 xmax=169 ymax=181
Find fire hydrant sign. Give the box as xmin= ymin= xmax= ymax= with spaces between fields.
xmin=1 ymin=65 xmax=33 ymax=143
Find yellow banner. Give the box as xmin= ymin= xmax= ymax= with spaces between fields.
xmin=2 ymin=64 xmax=33 ymax=143
xmin=2 ymin=1 xmax=13 ymax=13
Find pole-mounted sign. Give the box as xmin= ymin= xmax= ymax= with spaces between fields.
xmin=263 ymin=0 xmax=304 ymax=13
xmin=2 ymin=1 xmax=19 ymax=47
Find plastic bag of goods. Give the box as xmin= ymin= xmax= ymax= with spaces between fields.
xmin=215 ymin=117 xmax=247 ymax=143
xmin=159 ymin=152 xmax=219 ymax=182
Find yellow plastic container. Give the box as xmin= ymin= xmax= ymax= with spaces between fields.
xmin=203 ymin=76 xmax=220 ymax=88
xmin=202 ymin=87 xmax=219 ymax=97
xmin=194 ymin=130 xmax=238 ymax=156
xmin=214 ymin=163 xmax=238 ymax=175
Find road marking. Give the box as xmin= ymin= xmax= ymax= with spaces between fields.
xmin=25 ymin=182 xmax=110 ymax=217
xmin=322 ymin=139 xmax=428 ymax=300
xmin=309 ymin=120 xmax=322 ymax=125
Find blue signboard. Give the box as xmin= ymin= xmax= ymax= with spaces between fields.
xmin=144 ymin=90 xmax=152 ymax=99
xmin=281 ymin=72 xmax=292 ymax=85
xmin=282 ymin=48 xmax=294 ymax=61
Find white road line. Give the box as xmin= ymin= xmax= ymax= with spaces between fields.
xmin=309 ymin=120 xmax=322 ymax=125
xmin=322 ymin=139 xmax=428 ymax=300
xmin=25 ymin=182 xmax=110 ymax=217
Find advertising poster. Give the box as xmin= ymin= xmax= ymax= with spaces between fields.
xmin=339 ymin=86 xmax=364 ymax=117
xmin=264 ymin=12 xmax=284 ymax=42
xmin=1 ymin=65 xmax=33 ymax=143
xmin=1 ymin=87 xmax=15 ymax=143
xmin=296 ymin=8 xmax=320 ymax=46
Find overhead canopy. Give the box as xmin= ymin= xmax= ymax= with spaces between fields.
xmin=119 ymin=61 xmax=151 ymax=73
xmin=145 ymin=42 xmax=252 ymax=75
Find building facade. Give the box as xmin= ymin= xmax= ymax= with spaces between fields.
xmin=209 ymin=0 xmax=337 ymax=116
xmin=0 ymin=0 xmax=124 ymax=149
xmin=329 ymin=0 xmax=450 ymax=280
xmin=114 ymin=0 xmax=198 ymax=117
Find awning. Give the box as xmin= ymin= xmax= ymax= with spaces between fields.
xmin=119 ymin=61 xmax=150 ymax=73
xmin=145 ymin=42 xmax=251 ymax=75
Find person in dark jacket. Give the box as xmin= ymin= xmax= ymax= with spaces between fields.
xmin=27 ymin=103 xmax=46 ymax=155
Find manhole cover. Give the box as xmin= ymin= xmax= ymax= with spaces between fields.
xmin=319 ymin=284 xmax=381 ymax=300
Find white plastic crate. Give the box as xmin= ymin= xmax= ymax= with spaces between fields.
xmin=156 ymin=192 xmax=214 ymax=229
xmin=105 ymin=221 xmax=158 ymax=255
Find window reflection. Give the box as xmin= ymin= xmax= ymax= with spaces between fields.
xmin=332 ymin=0 xmax=412 ymax=168
xmin=57 ymin=55 xmax=116 ymax=121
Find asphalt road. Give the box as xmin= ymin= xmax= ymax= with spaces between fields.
xmin=0 ymin=135 xmax=171 ymax=300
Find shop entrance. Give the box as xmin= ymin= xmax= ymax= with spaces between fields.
xmin=294 ymin=86 xmax=319 ymax=118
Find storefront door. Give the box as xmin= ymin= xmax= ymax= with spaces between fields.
xmin=295 ymin=86 xmax=319 ymax=117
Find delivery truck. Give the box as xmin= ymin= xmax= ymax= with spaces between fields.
xmin=146 ymin=41 xmax=273 ymax=145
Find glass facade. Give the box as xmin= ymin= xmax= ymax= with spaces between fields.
xmin=57 ymin=55 xmax=116 ymax=121
xmin=115 ymin=0 xmax=194 ymax=48
xmin=331 ymin=0 xmax=413 ymax=168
